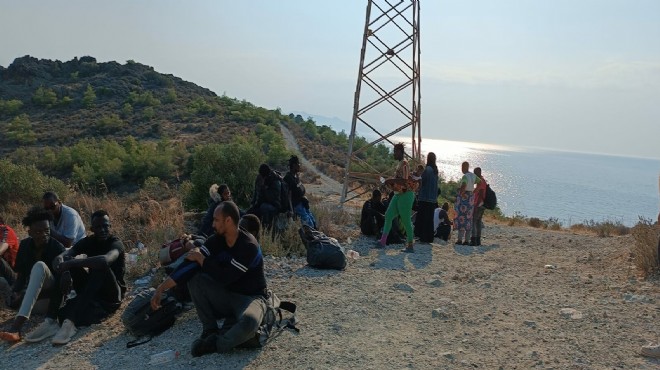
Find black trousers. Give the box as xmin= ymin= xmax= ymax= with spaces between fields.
xmin=415 ymin=201 xmax=437 ymax=243
xmin=188 ymin=273 xmax=266 ymax=352
xmin=0 ymin=257 xmax=17 ymax=286
xmin=52 ymin=267 xmax=122 ymax=326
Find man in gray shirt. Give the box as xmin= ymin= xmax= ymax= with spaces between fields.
xmin=43 ymin=192 xmax=86 ymax=248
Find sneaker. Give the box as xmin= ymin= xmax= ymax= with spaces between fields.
xmin=191 ymin=333 xmax=218 ymax=357
xmin=0 ymin=331 xmax=21 ymax=343
xmin=25 ymin=317 xmax=60 ymax=343
xmin=51 ymin=319 xmax=77 ymax=345
xmin=401 ymin=247 xmax=414 ymax=253
xmin=641 ymin=343 xmax=660 ymax=358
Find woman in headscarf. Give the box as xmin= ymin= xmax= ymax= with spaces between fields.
xmin=378 ymin=143 xmax=417 ymax=253
xmin=414 ymin=152 xmax=439 ymax=243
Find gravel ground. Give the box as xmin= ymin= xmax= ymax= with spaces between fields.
xmin=2 ymin=224 xmax=660 ymax=369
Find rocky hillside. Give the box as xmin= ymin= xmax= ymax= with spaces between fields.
xmin=0 ymin=56 xmax=264 ymax=152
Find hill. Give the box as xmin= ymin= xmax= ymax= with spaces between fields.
xmin=0 ymin=56 xmax=395 ymax=199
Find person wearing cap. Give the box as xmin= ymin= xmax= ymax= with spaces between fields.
xmin=42 ymin=192 xmax=86 ymax=248
xmin=283 ymin=155 xmax=317 ymax=229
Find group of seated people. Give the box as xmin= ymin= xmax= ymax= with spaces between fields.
xmin=359 ymin=189 xmax=452 ymax=243
xmin=1 ymin=192 xmax=125 ymax=345
xmin=0 ymin=156 xmax=316 ymax=354
xmin=198 ymin=155 xmax=317 ymax=237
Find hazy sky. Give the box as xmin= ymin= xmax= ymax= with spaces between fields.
xmin=1 ymin=0 xmax=658 ymax=159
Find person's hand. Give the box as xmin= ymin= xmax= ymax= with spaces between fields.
xmin=185 ymin=248 xmax=205 ymax=265
xmin=150 ymin=289 xmax=163 ymax=311
xmin=54 ymin=255 xmax=73 ymax=274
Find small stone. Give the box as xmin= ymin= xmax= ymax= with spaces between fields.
xmin=393 ymin=283 xmax=415 ymax=293
xmin=427 ymin=278 xmax=444 ymax=287
xmin=560 ymin=308 xmax=583 ymax=319
xmin=441 ymin=352 xmax=455 ymax=360
xmin=523 ymin=320 xmax=537 ymax=328
xmin=432 ymin=308 xmax=450 ymax=319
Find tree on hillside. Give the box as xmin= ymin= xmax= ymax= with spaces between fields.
xmin=32 ymin=86 xmax=58 ymax=107
xmin=6 ymin=114 xmax=36 ymax=144
xmin=82 ymin=84 xmax=96 ymax=108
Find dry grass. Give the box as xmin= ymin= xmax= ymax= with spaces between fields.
xmin=569 ymin=220 xmax=630 ymax=237
xmin=631 ymin=220 xmax=659 ymax=277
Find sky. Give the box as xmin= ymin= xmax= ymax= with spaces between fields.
xmin=1 ymin=0 xmax=659 ymax=159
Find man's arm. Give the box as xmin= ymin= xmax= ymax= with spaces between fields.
xmin=55 ymin=240 xmax=120 ymax=273
xmin=151 ymin=277 xmax=177 ymax=310
xmin=0 ymin=242 xmax=8 ymax=256
xmin=49 ymin=227 xmax=73 ymax=248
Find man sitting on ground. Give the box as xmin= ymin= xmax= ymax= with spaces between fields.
xmin=151 ymin=213 xmax=263 ymax=311
xmin=165 ymin=201 xmax=268 ymax=356
xmin=43 ymin=192 xmax=86 ymax=248
xmin=0 ymin=208 xmax=65 ymax=343
xmin=31 ymin=210 xmax=126 ymax=345
xmin=433 ymin=202 xmax=453 ymax=242
xmin=247 ymin=164 xmax=282 ymax=228
xmin=0 ymin=216 xmax=20 ymax=292
xmin=360 ymin=189 xmax=386 ymax=237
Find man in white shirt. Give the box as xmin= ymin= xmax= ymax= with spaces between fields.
xmin=43 ymin=192 xmax=86 ymax=248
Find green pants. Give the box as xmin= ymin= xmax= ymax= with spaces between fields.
xmin=382 ymin=191 xmax=415 ymax=243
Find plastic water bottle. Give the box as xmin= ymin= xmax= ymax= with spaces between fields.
xmin=149 ymin=349 xmax=179 ymax=365
xmin=136 ymin=240 xmax=147 ymax=255
xmin=346 ymin=250 xmax=360 ymax=259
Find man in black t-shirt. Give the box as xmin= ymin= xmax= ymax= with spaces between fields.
xmin=46 ymin=210 xmax=125 ymax=344
xmin=179 ymin=201 xmax=268 ymax=356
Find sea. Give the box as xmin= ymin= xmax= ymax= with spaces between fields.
xmin=416 ymin=138 xmax=660 ymax=227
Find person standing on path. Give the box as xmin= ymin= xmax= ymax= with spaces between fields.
xmin=470 ymin=167 xmax=487 ymax=246
xmin=454 ymin=161 xmax=480 ymax=245
xmin=378 ymin=143 xmax=416 ymax=253
xmin=640 ymin=173 xmax=660 ymax=358
xmin=414 ymin=152 xmax=439 ymax=243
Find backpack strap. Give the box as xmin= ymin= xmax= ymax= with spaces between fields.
xmin=126 ymin=335 xmax=153 ymax=348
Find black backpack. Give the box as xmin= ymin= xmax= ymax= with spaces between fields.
xmin=272 ymin=170 xmax=291 ymax=213
xmin=483 ymin=184 xmax=497 ymax=210
xmin=238 ymin=289 xmax=299 ymax=348
xmin=121 ymin=288 xmax=183 ymax=348
xmin=298 ymin=225 xmax=347 ymax=270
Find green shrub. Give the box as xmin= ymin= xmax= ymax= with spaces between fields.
xmin=163 ymin=88 xmax=177 ymax=103
xmin=142 ymin=106 xmax=155 ymax=121
xmin=5 ymin=114 xmax=36 ymax=144
xmin=189 ymin=138 xmax=266 ymax=209
xmin=96 ymin=113 xmax=126 ymax=133
xmin=0 ymin=159 xmax=68 ymax=206
xmin=0 ymin=99 xmax=23 ymax=115
xmin=82 ymin=84 xmax=96 ymax=108
xmin=32 ymin=86 xmax=58 ymax=107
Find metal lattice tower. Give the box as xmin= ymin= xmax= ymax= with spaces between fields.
xmin=340 ymin=0 xmax=421 ymax=204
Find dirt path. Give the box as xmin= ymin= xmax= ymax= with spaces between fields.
xmin=279 ymin=123 xmax=343 ymax=199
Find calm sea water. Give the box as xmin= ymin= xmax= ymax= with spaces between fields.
xmin=417 ymin=138 xmax=660 ymax=227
